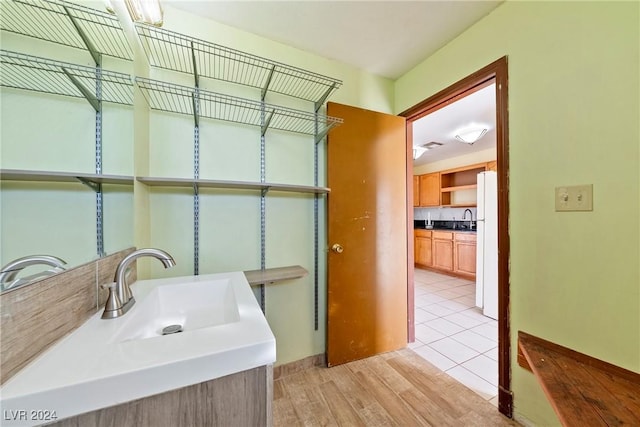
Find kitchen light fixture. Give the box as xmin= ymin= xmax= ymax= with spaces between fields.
xmin=454 ymin=128 xmax=488 ymax=144
xmin=413 ymin=147 xmax=428 ymax=160
xmin=124 ymin=0 xmax=164 ymax=26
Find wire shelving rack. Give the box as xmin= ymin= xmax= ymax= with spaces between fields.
xmin=135 ymin=24 xmax=341 ymax=107
xmin=0 ymin=0 xmax=133 ymax=61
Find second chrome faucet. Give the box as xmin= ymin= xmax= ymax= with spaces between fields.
xmin=102 ymin=248 xmax=176 ymax=319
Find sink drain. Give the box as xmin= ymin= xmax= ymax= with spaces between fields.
xmin=162 ymin=324 xmax=183 ymax=335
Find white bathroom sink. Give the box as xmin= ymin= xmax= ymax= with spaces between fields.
xmin=0 ymin=272 xmax=275 ymax=426
xmin=113 ymin=279 xmax=240 ymax=342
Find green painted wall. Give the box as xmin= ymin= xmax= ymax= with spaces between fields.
xmin=395 ymin=1 xmax=639 ymax=425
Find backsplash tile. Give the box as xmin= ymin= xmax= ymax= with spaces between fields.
xmin=415 ymin=207 xmax=477 ymax=221
xmin=0 ymin=247 xmax=135 ymax=385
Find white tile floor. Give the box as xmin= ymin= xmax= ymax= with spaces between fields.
xmin=410 ymin=268 xmax=499 ymax=406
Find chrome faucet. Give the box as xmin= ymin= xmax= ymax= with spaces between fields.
xmin=101 ymin=248 xmax=176 ymax=319
xmin=463 ymin=208 xmax=474 ymax=229
xmin=0 ymin=255 xmax=67 ymax=291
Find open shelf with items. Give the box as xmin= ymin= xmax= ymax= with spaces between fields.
xmin=0 ymin=0 xmax=133 ymax=62
xmin=135 ymin=24 xmax=341 ymax=106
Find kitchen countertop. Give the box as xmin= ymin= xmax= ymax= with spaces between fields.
xmin=414 ymin=227 xmax=477 ymax=233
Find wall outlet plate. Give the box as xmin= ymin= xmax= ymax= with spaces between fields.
xmin=555 ymin=184 xmax=593 ymax=212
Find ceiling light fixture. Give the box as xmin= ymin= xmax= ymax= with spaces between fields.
xmin=454 ymin=128 xmax=488 ymax=145
xmin=124 ymin=0 xmax=164 ymax=26
xmin=413 ymin=147 xmax=428 ymax=160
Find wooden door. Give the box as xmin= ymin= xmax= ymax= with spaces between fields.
xmin=419 ymin=173 xmax=440 ymax=206
xmin=327 ymin=102 xmax=407 ymax=367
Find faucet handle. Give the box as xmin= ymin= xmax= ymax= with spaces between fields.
xmin=100 ymin=281 xmax=116 ymax=290
xmin=101 ymin=282 xmax=123 ymax=319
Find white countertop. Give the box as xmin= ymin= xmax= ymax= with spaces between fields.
xmin=0 ymin=272 xmax=276 ymax=426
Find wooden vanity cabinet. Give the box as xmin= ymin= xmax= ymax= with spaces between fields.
xmin=414 ymin=229 xmax=432 ymax=267
xmin=453 ymin=232 xmax=477 ymax=279
xmin=418 ymin=173 xmax=440 ymax=206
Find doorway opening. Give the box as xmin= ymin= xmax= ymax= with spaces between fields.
xmin=401 ymin=57 xmax=511 ymax=417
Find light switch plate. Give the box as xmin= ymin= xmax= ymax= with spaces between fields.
xmin=555 ymin=184 xmax=593 ymax=211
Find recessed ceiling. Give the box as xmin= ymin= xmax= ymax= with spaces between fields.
xmin=412 ymin=83 xmax=496 ymax=166
xmin=165 ymin=1 xmax=503 ymax=80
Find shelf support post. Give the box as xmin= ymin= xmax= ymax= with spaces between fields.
xmin=313 ymin=113 xmax=320 ymax=330
xmin=193 ymin=84 xmax=201 ymax=275
xmin=258 ymin=94 xmax=268 ymax=313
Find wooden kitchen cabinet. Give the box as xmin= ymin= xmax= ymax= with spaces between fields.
xmin=413 ymin=175 xmax=420 ymax=207
xmin=419 ymin=173 xmax=440 ymax=206
xmin=454 ymin=232 xmax=477 ymax=279
xmin=414 ymin=229 xmax=432 ymax=267
xmin=486 ymin=160 xmax=497 ymax=172
xmin=432 ymin=231 xmax=454 ymax=271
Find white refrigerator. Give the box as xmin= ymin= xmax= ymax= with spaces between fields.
xmin=475 ymin=171 xmax=498 ymax=320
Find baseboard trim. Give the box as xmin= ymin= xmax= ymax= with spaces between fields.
xmin=273 ymin=353 xmax=325 ymax=380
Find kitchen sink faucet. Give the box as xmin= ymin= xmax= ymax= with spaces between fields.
xmin=463 ymin=208 xmax=474 ymax=229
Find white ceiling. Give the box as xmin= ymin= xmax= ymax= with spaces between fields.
xmin=412 ymin=83 xmax=496 ymax=166
xmin=165 ymin=0 xmax=503 ymax=80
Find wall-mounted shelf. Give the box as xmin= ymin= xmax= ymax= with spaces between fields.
xmin=0 ymin=0 xmax=133 ymax=61
xmin=1 ymin=169 xmax=134 ymax=186
xmin=244 ymin=265 xmax=308 ymax=286
xmin=135 ymin=24 xmax=341 ymax=106
xmin=441 ymin=184 xmax=477 ymax=193
xmin=0 ymin=50 xmax=134 ymax=107
xmin=135 ymin=78 xmax=342 ymax=139
xmin=137 ymin=176 xmax=330 ymax=194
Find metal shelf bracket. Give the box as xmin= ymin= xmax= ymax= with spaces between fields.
xmin=62 ymin=68 xmax=101 ymax=112
xmin=260 ymin=109 xmax=275 ymax=136
xmin=63 ymin=5 xmax=102 ymax=66
xmin=314 ymin=83 xmax=337 ymax=112
xmin=261 ymin=65 xmax=275 ymax=101
xmin=76 ymin=177 xmax=101 ymax=192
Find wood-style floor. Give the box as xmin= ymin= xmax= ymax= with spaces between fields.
xmin=273 ymin=348 xmax=519 ymax=426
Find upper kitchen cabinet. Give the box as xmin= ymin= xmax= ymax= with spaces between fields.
xmin=413 ymin=175 xmax=420 ymax=207
xmin=418 ymin=172 xmax=440 ymax=206
xmin=440 ymin=163 xmax=487 ymax=207
xmin=486 ymin=160 xmax=497 ymax=172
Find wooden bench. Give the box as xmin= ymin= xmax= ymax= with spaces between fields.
xmin=518 ymin=331 xmax=640 ymax=426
